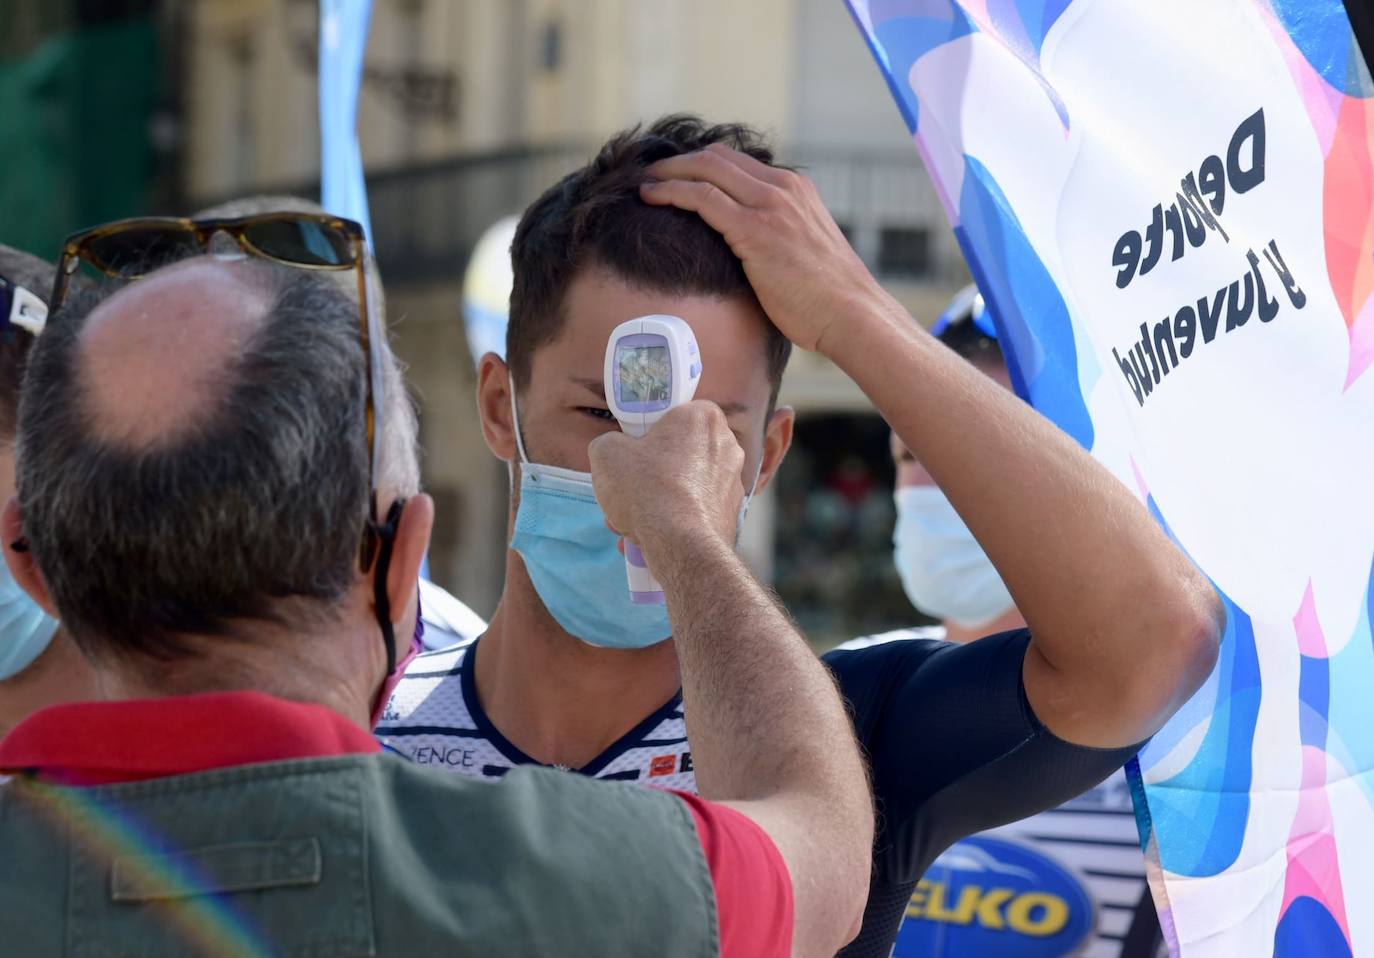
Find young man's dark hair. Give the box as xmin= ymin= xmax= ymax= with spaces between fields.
xmin=507 ymin=114 xmax=793 ymax=404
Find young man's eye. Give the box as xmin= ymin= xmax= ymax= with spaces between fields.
xmin=581 ymin=407 xmax=616 ymax=422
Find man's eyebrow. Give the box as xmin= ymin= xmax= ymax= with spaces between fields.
xmin=569 ymin=375 xmax=753 ymax=416
xmin=571 ymin=376 xmax=606 ymax=400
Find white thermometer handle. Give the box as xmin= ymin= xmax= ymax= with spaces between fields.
xmin=617 ymin=418 xmax=667 ymax=602
xmin=624 ymin=542 xmax=663 ymax=604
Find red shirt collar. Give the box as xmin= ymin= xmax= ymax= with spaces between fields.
xmin=0 ymin=691 xmax=380 ymax=786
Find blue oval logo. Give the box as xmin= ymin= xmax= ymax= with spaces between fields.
xmin=894 ymin=835 xmax=1096 ymax=957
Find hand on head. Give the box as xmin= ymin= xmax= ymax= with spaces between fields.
xmin=640 ymin=143 xmax=883 ymax=356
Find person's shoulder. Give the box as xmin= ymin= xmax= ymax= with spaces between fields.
xmin=418 ymin=579 xmax=487 ymax=651
xmin=376 ymin=761 xmax=735 ymax=953
xmin=821 ymin=626 xmax=954 ymax=727
xmin=823 ymin=625 xmax=951 ymax=677
xmin=382 ymin=760 xmax=706 ymax=879
xmin=828 ymin=625 xmax=948 ymax=654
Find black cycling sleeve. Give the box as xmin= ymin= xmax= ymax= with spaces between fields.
xmin=825 ymin=630 xmax=1142 ymax=958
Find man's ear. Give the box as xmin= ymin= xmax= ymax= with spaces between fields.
xmin=384 ymin=493 xmax=434 ymax=626
xmin=1 ymin=498 xmax=58 ymax=618
xmin=755 ymin=406 xmax=795 ymax=494
xmin=477 ymin=352 xmax=518 ymax=462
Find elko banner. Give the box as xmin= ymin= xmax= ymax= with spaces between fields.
xmin=846 ymin=1 xmax=1374 ymax=955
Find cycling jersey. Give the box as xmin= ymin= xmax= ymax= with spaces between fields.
xmin=824 ymin=628 xmax=1143 ymax=958
xmin=379 ymin=639 xmax=696 ymax=789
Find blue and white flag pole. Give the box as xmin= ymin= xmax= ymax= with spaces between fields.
xmin=319 ymin=0 xmax=435 ymax=582
xmin=319 ymin=0 xmax=374 ymax=242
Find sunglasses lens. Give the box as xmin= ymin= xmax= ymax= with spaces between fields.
xmin=83 ymin=228 xmax=201 ymax=278
xmin=241 ymin=220 xmax=354 ymax=267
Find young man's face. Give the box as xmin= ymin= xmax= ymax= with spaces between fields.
xmin=485 ymin=264 xmax=793 ymax=502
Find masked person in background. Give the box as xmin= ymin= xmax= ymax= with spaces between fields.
xmin=888 ymin=286 xmax=1024 ymax=644
xmin=379 ymin=115 xmax=1224 ymax=958
xmin=0 ymin=246 xmax=98 ymax=737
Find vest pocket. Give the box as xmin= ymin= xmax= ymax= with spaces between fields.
xmin=111 ymin=837 xmax=323 ymax=901
xmin=64 ymin=763 xmax=376 ymax=958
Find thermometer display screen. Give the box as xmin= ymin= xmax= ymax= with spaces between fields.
xmin=616 ymin=345 xmax=671 ymax=403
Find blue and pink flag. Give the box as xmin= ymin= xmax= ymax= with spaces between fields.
xmin=848 ymin=1 xmax=1374 ymax=954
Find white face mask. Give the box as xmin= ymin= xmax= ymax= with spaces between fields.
xmin=892 ymin=485 xmax=1015 ymax=629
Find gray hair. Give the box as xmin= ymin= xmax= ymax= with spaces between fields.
xmin=191 ymin=195 xmax=419 ymax=499
xmin=17 ymin=263 xmax=406 ymax=660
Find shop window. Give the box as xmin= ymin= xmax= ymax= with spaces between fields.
xmin=878 ymin=226 xmax=931 ymax=278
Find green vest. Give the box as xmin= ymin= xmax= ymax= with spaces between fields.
xmin=0 ymin=754 xmax=721 ymax=956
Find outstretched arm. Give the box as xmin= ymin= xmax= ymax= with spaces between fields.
xmin=641 ymin=146 xmax=1224 ymax=749
xmin=590 ymin=402 xmax=873 ymax=958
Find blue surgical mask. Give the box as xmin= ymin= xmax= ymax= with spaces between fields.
xmin=507 ymin=391 xmax=758 ymax=650
xmin=0 ymin=559 xmax=59 ymax=681
xmin=893 ymin=485 xmax=1014 ymax=629
xmin=512 ymin=460 xmax=675 ymax=649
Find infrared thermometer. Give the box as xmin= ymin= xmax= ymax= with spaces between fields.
xmin=604 ymin=314 xmax=703 ymax=604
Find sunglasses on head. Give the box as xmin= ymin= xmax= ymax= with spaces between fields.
xmin=51 ymin=213 xmax=366 ymax=304
xmin=51 ymin=212 xmax=388 ymax=564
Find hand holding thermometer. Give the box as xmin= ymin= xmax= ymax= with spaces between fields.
xmin=604 ymin=314 xmax=703 ymax=604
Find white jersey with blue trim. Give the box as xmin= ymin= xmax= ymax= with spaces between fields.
xmin=377 ymin=637 xmax=698 ymax=791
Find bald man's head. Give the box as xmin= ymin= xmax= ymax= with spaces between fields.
xmin=79 ymin=258 xmax=274 ymax=450
xmin=15 ymin=256 xmax=412 ymax=662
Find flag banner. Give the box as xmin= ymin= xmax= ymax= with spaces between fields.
xmin=319 ymin=0 xmax=373 ymax=240
xmin=846 ymin=1 xmax=1374 ymax=955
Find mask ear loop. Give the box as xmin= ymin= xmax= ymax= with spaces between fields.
xmin=508 ymin=383 xmax=532 ymax=466
xmin=370 ymin=498 xmax=407 ymax=675
xmin=506 ymin=383 xmax=536 ymax=497
xmin=736 ymin=444 xmax=766 ymax=535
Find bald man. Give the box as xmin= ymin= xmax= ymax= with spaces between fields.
xmin=0 ymin=247 xmax=870 ymax=956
